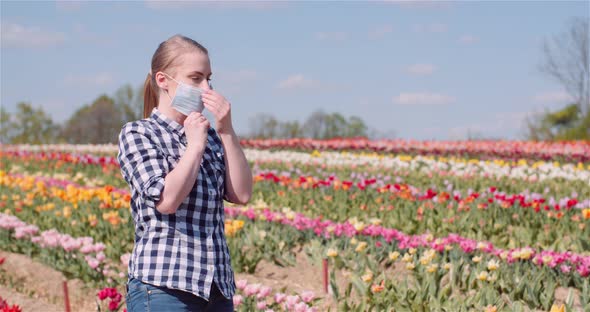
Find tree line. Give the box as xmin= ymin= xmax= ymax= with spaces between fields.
xmin=0 ymin=84 xmax=387 ymax=144
xmin=0 ymin=85 xmax=144 ymax=145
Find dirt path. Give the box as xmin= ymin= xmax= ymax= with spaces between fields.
xmin=0 ymin=250 xmax=335 ymax=311
xmin=0 ymin=285 xmax=62 ymax=312
xmin=1 ymin=250 xmax=583 ymax=312
xmin=0 ymin=251 xmax=98 ymax=311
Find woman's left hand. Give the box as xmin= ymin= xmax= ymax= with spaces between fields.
xmin=202 ymin=90 xmax=233 ymax=134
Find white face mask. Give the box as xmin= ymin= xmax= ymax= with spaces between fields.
xmin=163 ymin=72 xmax=204 ymax=116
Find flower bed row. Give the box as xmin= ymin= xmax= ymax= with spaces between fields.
xmin=239 ymin=138 xmax=590 ymax=163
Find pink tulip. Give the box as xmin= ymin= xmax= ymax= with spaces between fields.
xmin=236 ymin=279 xmax=248 ymax=290
xmin=274 ymin=293 xmax=287 ymax=304
xmin=560 ymin=265 xmax=571 ymax=274
xmin=232 ymin=295 xmax=243 ymax=307
xmin=300 ymin=291 xmax=315 ymax=303
xmin=257 ymin=286 xmax=272 ymax=299
xmin=244 ymin=284 xmax=261 ymax=296
xmin=294 ymin=302 xmax=309 ymax=312
xmin=285 ymin=295 xmax=300 ymax=309
xmin=256 ymin=301 xmax=268 ymax=310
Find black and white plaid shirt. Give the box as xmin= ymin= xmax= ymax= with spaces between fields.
xmin=117 ymin=107 xmax=235 ymax=300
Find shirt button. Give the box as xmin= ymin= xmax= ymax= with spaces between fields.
xmin=208 ymin=245 xmax=213 ymax=251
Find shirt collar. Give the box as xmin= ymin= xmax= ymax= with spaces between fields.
xmin=150 ymin=107 xmax=185 ymax=136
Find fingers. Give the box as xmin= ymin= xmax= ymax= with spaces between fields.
xmin=203 ymin=102 xmax=220 ymax=116
xmin=184 ymin=112 xmax=209 ymax=127
xmin=201 ymin=92 xmax=223 ymax=107
xmin=188 ymin=112 xmax=204 ymax=119
xmin=201 ymin=89 xmax=215 ymax=96
xmin=199 ymin=116 xmax=209 ymax=126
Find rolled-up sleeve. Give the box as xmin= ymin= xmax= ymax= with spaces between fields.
xmin=117 ymin=123 xmax=168 ymax=209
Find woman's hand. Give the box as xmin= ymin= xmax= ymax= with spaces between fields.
xmin=201 ymin=89 xmax=252 ymax=205
xmin=184 ymin=112 xmax=210 ymax=152
xmin=202 ymin=90 xmax=233 ymax=135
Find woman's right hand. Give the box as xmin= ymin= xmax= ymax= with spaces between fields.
xmin=184 ymin=112 xmax=210 ymax=152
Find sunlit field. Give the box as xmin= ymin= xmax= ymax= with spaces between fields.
xmin=1 ymin=140 xmax=588 ymax=311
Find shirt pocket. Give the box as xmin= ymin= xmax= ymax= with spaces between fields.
xmin=210 ymin=154 xmax=225 ymax=196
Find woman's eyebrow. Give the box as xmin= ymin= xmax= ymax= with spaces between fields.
xmin=189 ymin=71 xmax=212 ymax=78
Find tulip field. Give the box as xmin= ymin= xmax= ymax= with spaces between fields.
xmin=1 ymin=140 xmax=589 ymax=312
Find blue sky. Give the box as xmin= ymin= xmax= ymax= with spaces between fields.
xmin=1 ymin=1 xmax=588 ymax=140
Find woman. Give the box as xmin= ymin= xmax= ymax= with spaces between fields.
xmin=117 ymin=34 xmax=252 ymax=312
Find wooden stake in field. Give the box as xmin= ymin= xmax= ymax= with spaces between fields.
xmin=322 ymin=258 xmax=328 ymax=294
xmin=63 ymin=280 xmax=71 ymax=312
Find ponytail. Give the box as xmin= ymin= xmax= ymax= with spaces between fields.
xmin=143 ymin=73 xmax=158 ymax=118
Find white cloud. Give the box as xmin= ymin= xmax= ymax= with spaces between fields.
xmin=368 ymin=25 xmax=393 ymax=40
xmin=391 ymin=0 xmax=452 ymax=9
xmin=72 ymin=23 xmax=116 ymax=46
xmin=406 ymin=64 xmax=436 ymax=76
xmin=214 ymin=69 xmax=259 ymax=94
xmin=62 ymin=73 xmax=114 ymax=87
xmin=218 ymin=70 xmax=259 ymax=84
xmin=315 ymin=31 xmax=348 ymax=42
xmin=56 ymin=1 xmax=83 ymax=11
xmin=39 ymin=99 xmax=78 ymax=123
xmin=392 ymin=92 xmax=455 ymax=105
xmin=277 ymin=74 xmax=320 ymax=90
xmin=459 ymin=35 xmax=479 ymax=44
xmin=533 ymin=91 xmax=574 ymax=103
xmin=145 ymin=0 xmax=286 ymax=10
xmin=1 ymin=23 xmax=66 ymax=48
xmin=413 ymin=23 xmax=448 ymax=33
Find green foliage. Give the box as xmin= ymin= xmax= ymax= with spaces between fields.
xmin=60 ymin=94 xmax=123 ymax=144
xmin=526 ymin=103 xmax=590 ymax=141
xmin=248 ymin=110 xmax=370 ymax=140
xmin=1 ymin=102 xmax=61 ymax=144
xmin=2 ymin=83 xmax=145 ymax=145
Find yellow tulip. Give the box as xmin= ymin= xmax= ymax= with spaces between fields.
xmin=389 ymin=251 xmax=400 ymax=261
xmin=550 ymin=304 xmax=565 ymax=312
xmin=487 ymin=259 xmax=499 ymax=271
xmin=426 ymin=264 xmax=438 ymax=273
xmin=361 ymin=271 xmax=373 ymax=283
xmin=477 ymin=271 xmax=488 ymax=281
xmin=484 ymin=305 xmax=497 ymax=312
xmin=326 ymin=248 xmax=338 ymax=258
xmin=355 ymin=241 xmax=368 ymax=252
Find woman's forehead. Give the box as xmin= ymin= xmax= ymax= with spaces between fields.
xmin=178 ymin=52 xmax=211 ymax=75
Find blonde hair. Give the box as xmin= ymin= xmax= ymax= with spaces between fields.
xmin=143 ymin=34 xmax=208 ymax=118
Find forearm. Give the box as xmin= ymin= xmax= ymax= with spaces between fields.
xmin=219 ymin=128 xmax=253 ymax=205
xmin=156 ymin=146 xmax=204 ymax=214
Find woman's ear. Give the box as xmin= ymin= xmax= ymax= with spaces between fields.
xmin=154 ymin=72 xmax=168 ymax=90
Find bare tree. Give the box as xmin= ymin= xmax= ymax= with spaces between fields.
xmin=248 ymin=113 xmax=279 ymax=139
xmin=303 ymin=110 xmax=327 ymax=139
xmin=115 ymin=84 xmax=144 ymax=123
xmin=539 ymin=17 xmax=589 ymax=114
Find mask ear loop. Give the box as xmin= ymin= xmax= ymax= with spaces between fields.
xmin=161 ymin=72 xmax=180 ymax=101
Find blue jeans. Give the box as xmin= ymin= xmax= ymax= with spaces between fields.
xmin=125 ymin=278 xmax=234 ymax=312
